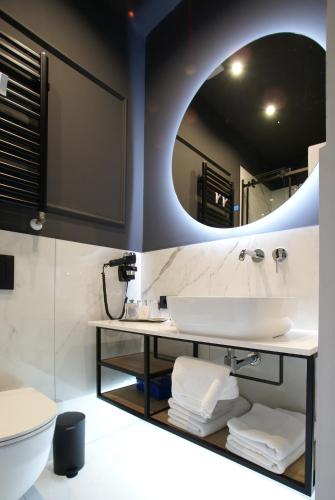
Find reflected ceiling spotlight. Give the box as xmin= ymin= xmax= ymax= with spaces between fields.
xmin=127 ymin=10 xmax=135 ymax=19
xmin=230 ymin=60 xmax=244 ymax=77
xmin=265 ymin=104 xmax=277 ymax=117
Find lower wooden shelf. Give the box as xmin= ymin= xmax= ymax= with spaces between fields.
xmin=100 ymin=352 xmax=174 ymax=377
xmin=101 ymin=384 xmax=169 ymax=415
xmin=152 ymin=410 xmax=305 ymax=484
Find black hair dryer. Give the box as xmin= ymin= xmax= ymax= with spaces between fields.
xmin=101 ymin=252 xmax=137 ymax=320
xmin=119 ymin=252 xmax=137 ymax=282
xmin=103 ymin=252 xmax=137 ymax=282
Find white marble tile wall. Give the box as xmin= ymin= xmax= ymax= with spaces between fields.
xmin=0 ymin=229 xmax=141 ymax=402
xmin=142 ymin=225 xmax=318 ymax=330
xmin=0 ymin=230 xmax=55 ymax=398
xmin=142 ymin=225 xmax=318 ymax=412
xmin=0 ymin=224 xmax=318 ymax=411
xmin=54 ymin=239 xmax=141 ymax=401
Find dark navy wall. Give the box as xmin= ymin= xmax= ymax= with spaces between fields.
xmin=0 ymin=0 xmax=144 ymax=252
xmin=144 ymin=0 xmax=326 ymax=251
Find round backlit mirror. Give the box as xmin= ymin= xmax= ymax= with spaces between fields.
xmin=172 ymin=33 xmax=325 ymax=228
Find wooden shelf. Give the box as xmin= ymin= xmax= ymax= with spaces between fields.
xmin=102 ymin=384 xmax=169 ymax=415
xmin=100 ymin=352 xmax=174 ymax=377
xmin=152 ymin=410 xmax=305 ymax=484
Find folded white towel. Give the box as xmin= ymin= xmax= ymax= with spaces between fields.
xmin=168 ymin=397 xmax=236 ymax=423
xmin=227 ymin=404 xmax=305 ymax=461
xmin=172 ymin=356 xmax=239 ymax=419
xmin=226 ymin=435 xmax=305 ymax=474
xmin=168 ymin=397 xmax=250 ymax=437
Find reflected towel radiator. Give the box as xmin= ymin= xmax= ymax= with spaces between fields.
xmin=198 ymin=161 xmax=234 ymax=228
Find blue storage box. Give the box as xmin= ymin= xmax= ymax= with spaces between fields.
xmin=136 ymin=375 xmax=171 ymax=400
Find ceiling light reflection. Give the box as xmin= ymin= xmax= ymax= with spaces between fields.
xmin=265 ymin=104 xmax=276 ymax=117
xmin=231 ymin=61 xmax=244 ymax=77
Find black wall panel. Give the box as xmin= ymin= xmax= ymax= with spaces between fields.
xmin=47 ymin=55 xmax=126 ymax=225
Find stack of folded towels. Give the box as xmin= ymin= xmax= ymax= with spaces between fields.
xmin=167 ymin=356 xmax=251 ymax=437
xmin=226 ymin=403 xmax=306 ymax=474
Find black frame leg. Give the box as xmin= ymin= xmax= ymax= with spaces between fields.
xmin=304 ymin=355 xmax=316 ymax=495
xmin=144 ymin=335 xmax=150 ymax=417
xmin=96 ymin=327 xmax=102 ymax=397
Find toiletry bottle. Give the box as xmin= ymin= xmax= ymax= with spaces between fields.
xmin=125 ymin=300 xmax=138 ymax=319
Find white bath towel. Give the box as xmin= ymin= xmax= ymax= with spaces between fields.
xmin=172 ymin=356 xmax=239 ymax=419
xmin=168 ymin=397 xmax=236 ymax=423
xmin=227 ymin=404 xmax=306 ymax=461
xmin=168 ymin=397 xmax=250 ymax=437
xmin=226 ymin=435 xmax=305 ymax=474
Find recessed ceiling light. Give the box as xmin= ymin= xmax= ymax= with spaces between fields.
xmin=231 ymin=61 xmax=243 ymax=77
xmin=265 ymin=104 xmax=277 ymax=117
xmin=127 ymin=10 xmax=135 ymax=19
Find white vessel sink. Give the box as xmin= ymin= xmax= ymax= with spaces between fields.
xmin=167 ymin=296 xmax=297 ymax=340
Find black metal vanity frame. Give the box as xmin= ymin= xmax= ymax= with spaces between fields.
xmin=96 ymin=327 xmax=316 ymax=496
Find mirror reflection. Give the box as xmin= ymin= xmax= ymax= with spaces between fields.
xmin=173 ymin=33 xmax=326 ymax=228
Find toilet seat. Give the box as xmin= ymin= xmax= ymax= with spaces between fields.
xmin=0 ymin=387 xmax=57 ymax=446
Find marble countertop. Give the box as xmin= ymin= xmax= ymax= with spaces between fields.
xmin=88 ymin=320 xmax=318 ymax=356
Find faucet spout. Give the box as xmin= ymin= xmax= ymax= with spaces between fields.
xmin=239 ymin=249 xmax=256 ymax=260
xmin=239 ymin=248 xmax=265 ymax=262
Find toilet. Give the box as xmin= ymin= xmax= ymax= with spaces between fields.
xmin=0 ymin=387 xmax=57 ymax=500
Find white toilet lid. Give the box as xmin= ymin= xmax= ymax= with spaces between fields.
xmin=0 ymin=387 xmax=56 ymax=443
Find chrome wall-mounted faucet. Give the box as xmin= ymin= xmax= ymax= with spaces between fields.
xmin=239 ymin=248 xmax=265 ymax=263
xmin=272 ymin=248 xmax=288 ymax=272
xmin=225 ymin=349 xmax=261 ymax=372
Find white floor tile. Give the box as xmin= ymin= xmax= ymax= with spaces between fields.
xmin=21 ymin=486 xmax=44 ymax=500
xmin=35 ymin=397 xmax=315 ymax=500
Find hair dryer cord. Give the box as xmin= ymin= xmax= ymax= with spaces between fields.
xmin=102 ymin=265 xmax=128 ymax=320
